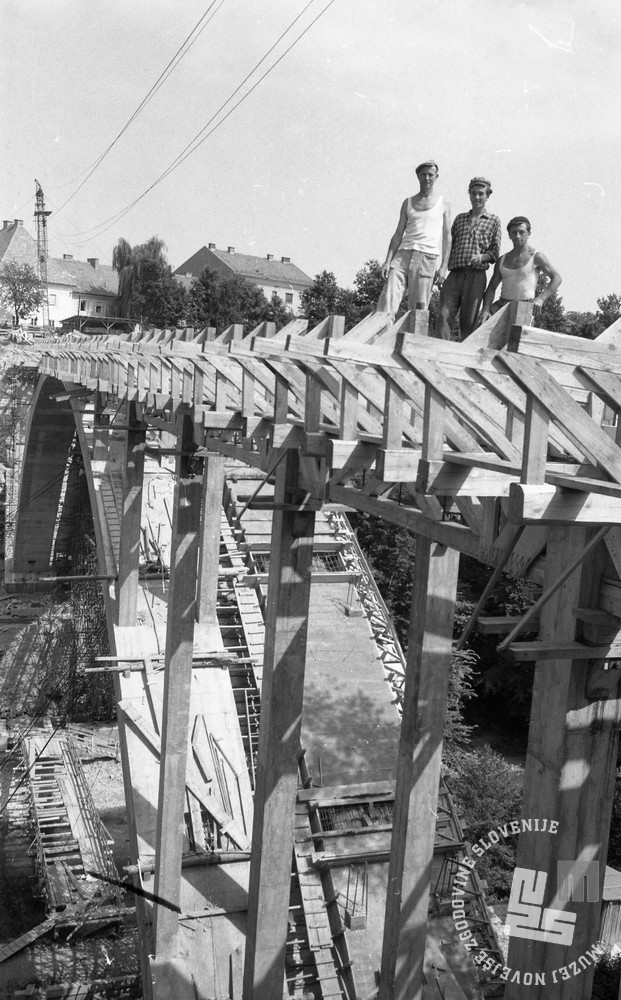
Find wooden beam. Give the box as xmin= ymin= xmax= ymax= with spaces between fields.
xmin=243 ymin=429 xmax=316 ymax=1000
xmin=507 ymin=640 xmax=621 ymax=661
xmin=505 ymin=529 xmax=620 ymax=1000
xmin=116 ymin=402 xmax=146 ymax=625
xmin=327 ymin=483 xmax=480 ymax=558
xmin=499 ymin=352 xmax=621 ymax=482
xmin=152 ymin=412 xmax=203 ymax=967
xmin=379 ymin=536 xmax=460 ymax=1000
xmin=498 ymin=526 xmax=610 ymax=652
xmin=196 ymin=454 xmax=225 ymax=625
xmin=507 ymin=483 xmax=621 ymax=525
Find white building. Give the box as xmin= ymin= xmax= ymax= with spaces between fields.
xmin=174 ymin=243 xmax=312 ymax=316
xmin=0 ymin=219 xmax=118 ymax=327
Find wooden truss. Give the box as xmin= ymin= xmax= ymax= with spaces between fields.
xmin=10 ymin=299 xmax=621 ymax=1000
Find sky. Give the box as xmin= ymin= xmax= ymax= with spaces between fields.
xmin=1 ymin=0 xmax=620 ymax=312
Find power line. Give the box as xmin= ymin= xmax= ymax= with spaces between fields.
xmin=56 ymin=0 xmax=226 ymax=214
xmin=75 ymin=0 xmax=336 ymax=243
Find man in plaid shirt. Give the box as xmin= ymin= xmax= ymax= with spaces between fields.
xmin=435 ymin=177 xmax=500 ymax=340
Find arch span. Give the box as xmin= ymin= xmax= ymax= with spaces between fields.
xmin=8 ymin=376 xmax=78 ymax=589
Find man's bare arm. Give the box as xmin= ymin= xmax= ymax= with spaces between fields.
xmin=533 ymin=252 xmax=562 ymax=307
xmin=381 ymin=199 xmax=408 ymax=277
xmin=437 ymin=201 xmax=452 ymax=284
xmin=478 ymin=261 xmax=502 ymax=322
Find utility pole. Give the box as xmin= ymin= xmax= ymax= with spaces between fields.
xmin=34 ymin=179 xmax=51 ymax=328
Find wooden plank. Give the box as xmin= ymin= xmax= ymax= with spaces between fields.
xmin=499 ymin=352 xmax=621 ymax=482
xmin=507 ymin=640 xmax=621 ymax=661
xmin=243 ymin=448 xmax=316 ymax=1000
xmin=152 ymin=412 xmax=203 ymax=966
xmin=406 ymin=357 xmax=522 ymax=462
xmin=507 ymin=483 xmax=621 ymax=525
xmin=505 ymin=527 xmax=619 ymax=1000
xmin=327 ymin=483 xmax=480 ymax=558
xmin=379 ymin=537 xmax=460 ymax=1000
xmin=197 ymin=454 xmax=225 ymax=625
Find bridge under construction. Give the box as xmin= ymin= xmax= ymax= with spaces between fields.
xmin=3 ymin=300 xmax=621 ymax=1000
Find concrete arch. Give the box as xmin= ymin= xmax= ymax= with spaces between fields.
xmin=9 ymin=375 xmax=78 ymax=588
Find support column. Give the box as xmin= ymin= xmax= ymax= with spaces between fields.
xmin=196 ymin=454 xmax=225 ymax=625
xmin=505 ymin=527 xmax=620 ymax=999
xmin=243 ymin=448 xmax=315 ymax=1000
xmin=117 ymin=402 xmax=146 ymax=622
xmin=92 ymin=390 xmax=110 ymax=464
xmin=152 ymin=412 xmax=203 ymax=966
xmin=379 ymin=536 xmax=460 ymax=1000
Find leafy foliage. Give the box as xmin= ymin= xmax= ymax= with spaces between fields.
xmin=446 ymin=746 xmax=523 ymax=900
xmin=597 ymin=293 xmax=621 ymax=330
xmin=592 ymin=954 xmax=621 ymax=1000
xmin=112 ymin=235 xmax=187 ymax=328
xmin=187 ymin=268 xmax=291 ymax=332
xmin=456 ymin=556 xmax=537 ymax=728
xmin=0 ymin=261 xmax=43 ymax=324
xmin=350 ymin=510 xmax=475 ymax=746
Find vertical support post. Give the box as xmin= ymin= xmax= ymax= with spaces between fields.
xmin=505 ymin=527 xmax=620 ymax=999
xmin=379 ymin=381 xmax=458 ymax=1000
xmin=92 ymin=390 xmax=109 ymax=463
xmin=117 ymin=402 xmax=146 ymax=622
xmin=152 ymin=410 xmax=203 ymax=964
xmin=378 ymin=538 xmax=460 ymax=1000
xmin=243 ymin=379 xmax=316 ymax=1000
xmin=196 ymin=454 xmax=225 ymax=625
xmin=521 ymin=393 xmax=549 ymax=484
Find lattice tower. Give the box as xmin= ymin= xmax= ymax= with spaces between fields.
xmin=34 ymin=179 xmax=51 ymax=327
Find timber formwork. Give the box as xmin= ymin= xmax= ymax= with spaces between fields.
xmin=5 ymin=300 xmax=621 ymax=999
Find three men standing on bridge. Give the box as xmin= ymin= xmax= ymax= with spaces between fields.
xmin=376 ymin=164 xmax=561 ymax=338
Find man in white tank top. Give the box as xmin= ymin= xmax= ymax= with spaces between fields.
xmin=479 ymin=216 xmax=562 ymax=324
xmin=376 ymin=160 xmax=452 ymax=320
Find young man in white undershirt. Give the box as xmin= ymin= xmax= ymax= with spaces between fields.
xmin=375 ymin=160 xmax=452 ymax=321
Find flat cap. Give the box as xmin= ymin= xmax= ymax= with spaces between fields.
xmin=415 ymin=160 xmax=439 ymax=173
xmin=468 ymin=176 xmax=492 ymax=190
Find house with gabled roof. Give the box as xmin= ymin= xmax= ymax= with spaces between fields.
xmin=174 ymin=242 xmax=312 ymax=316
xmin=0 ymin=219 xmax=118 ymax=327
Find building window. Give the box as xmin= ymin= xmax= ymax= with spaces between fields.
xmin=79 ymin=299 xmax=86 ymax=311
xmin=285 ymin=293 xmax=293 ymax=305
xmin=48 ymin=293 xmax=56 ymax=306
xmin=95 ymin=303 xmax=102 ymax=314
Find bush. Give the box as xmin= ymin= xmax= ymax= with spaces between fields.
xmin=592 ymin=953 xmax=621 ymax=1000
xmin=446 ymin=745 xmax=523 ymax=900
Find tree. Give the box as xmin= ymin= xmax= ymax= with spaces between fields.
xmin=112 ymin=235 xmax=187 ymax=328
xmin=301 ymin=271 xmax=348 ymax=329
xmin=533 ymin=273 xmax=565 ymax=332
xmin=563 ymin=310 xmax=601 ymax=339
xmin=187 ymin=268 xmax=292 ymax=333
xmin=0 ymin=261 xmax=43 ymax=325
xmin=353 ymin=259 xmax=384 ymax=309
xmin=350 ymin=509 xmax=475 ymax=746
xmin=596 ymin=293 xmax=621 ymax=331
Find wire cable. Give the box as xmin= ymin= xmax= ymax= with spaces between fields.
xmin=56 ymin=0 xmax=226 ymax=213
xmin=74 ymin=0 xmax=336 ymax=242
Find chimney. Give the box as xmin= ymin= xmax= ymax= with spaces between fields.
xmin=208 ymin=242 xmax=216 ymax=250
xmin=87 ymin=257 xmax=98 ymax=268
xmin=227 ymin=246 xmax=235 ymax=254
xmin=3 ymin=221 xmax=11 ymax=229
xmin=63 ymin=254 xmax=73 ymax=260
xmin=281 ymin=256 xmax=291 ymax=264
xmin=266 ymin=253 xmax=274 ymax=261
xmin=13 ymin=219 xmax=23 ymax=227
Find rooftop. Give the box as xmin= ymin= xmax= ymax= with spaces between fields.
xmin=174 ymin=244 xmax=312 ymax=288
